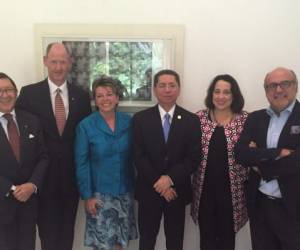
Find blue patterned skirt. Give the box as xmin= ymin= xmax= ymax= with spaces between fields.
xmin=84 ymin=192 xmax=138 ymax=250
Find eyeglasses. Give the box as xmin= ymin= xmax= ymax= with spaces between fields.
xmin=264 ymin=80 xmax=295 ymax=91
xmin=0 ymin=88 xmax=17 ymax=96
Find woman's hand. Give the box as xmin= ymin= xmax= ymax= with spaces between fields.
xmin=85 ymin=197 xmax=101 ymax=216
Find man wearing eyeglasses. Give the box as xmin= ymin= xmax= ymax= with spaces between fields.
xmin=235 ymin=67 xmax=300 ymax=250
xmin=0 ymin=72 xmax=48 ymax=250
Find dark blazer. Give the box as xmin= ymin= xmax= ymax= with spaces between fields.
xmin=133 ymin=105 xmax=201 ymax=204
xmin=0 ymin=109 xmax=48 ymax=224
xmin=16 ymin=79 xmax=91 ymax=195
xmin=235 ymin=101 xmax=300 ymax=219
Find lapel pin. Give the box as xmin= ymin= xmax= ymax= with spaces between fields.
xmin=177 ymin=115 xmax=182 ymax=120
xmin=29 ymin=134 xmax=35 ymax=139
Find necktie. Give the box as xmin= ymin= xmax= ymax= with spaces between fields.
xmin=55 ymin=89 xmax=66 ymax=136
xmin=163 ymin=113 xmax=171 ymax=142
xmin=3 ymin=113 xmax=20 ymax=162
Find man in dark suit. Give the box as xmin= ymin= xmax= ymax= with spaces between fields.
xmin=0 ymin=72 xmax=48 ymax=250
xmin=235 ymin=67 xmax=300 ymax=250
xmin=133 ymin=69 xmax=201 ymax=250
xmin=16 ymin=43 xmax=91 ymax=250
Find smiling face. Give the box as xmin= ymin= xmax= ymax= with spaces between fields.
xmin=212 ymin=80 xmax=233 ymax=112
xmin=43 ymin=43 xmax=72 ymax=86
xmin=0 ymin=78 xmax=17 ymax=113
xmin=154 ymin=74 xmax=180 ymax=111
xmin=264 ymin=68 xmax=298 ymax=113
xmin=95 ymin=86 xmax=119 ymax=115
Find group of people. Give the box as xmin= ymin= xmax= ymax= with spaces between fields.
xmin=0 ymin=42 xmax=299 ymax=250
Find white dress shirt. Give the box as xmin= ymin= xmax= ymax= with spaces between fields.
xmin=158 ymin=105 xmax=175 ymax=126
xmin=0 ymin=109 xmax=19 ymax=138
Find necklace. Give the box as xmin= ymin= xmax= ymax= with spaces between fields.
xmin=210 ymin=110 xmax=234 ymax=126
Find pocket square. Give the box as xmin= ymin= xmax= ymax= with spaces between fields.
xmin=290 ymin=125 xmax=300 ymax=134
xmin=29 ymin=133 xmax=35 ymax=139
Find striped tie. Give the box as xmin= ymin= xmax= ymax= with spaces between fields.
xmin=3 ymin=113 xmax=20 ymax=162
xmin=55 ymin=88 xmax=66 ymax=136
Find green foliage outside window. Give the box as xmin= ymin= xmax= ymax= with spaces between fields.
xmin=65 ymin=41 xmax=154 ymax=101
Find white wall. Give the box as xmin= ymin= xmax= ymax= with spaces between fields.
xmin=2 ymin=0 xmax=300 ymax=249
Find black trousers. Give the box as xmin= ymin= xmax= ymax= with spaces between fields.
xmin=138 ymin=194 xmax=186 ymax=250
xmin=0 ymin=199 xmax=37 ymax=250
xmin=37 ymin=194 xmax=79 ymax=250
xmin=198 ymin=182 xmax=235 ymax=250
xmin=250 ymin=192 xmax=300 ymax=250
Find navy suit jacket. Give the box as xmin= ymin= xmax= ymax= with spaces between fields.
xmin=235 ymin=101 xmax=300 ymax=219
xmin=133 ymin=105 xmax=201 ymax=204
xmin=0 ymin=109 xmax=48 ymax=224
xmin=16 ymin=79 xmax=91 ymax=196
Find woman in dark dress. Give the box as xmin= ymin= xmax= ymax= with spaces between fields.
xmin=191 ymin=74 xmax=248 ymax=250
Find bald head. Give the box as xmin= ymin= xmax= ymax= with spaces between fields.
xmin=45 ymin=43 xmax=71 ymax=57
xmin=43 ymin=43 xmax=72 ymax=86
xmin=264 ymin=67 xmax=298 ymax=114
xmin=264 ymin=67 xmax=298 ymax=86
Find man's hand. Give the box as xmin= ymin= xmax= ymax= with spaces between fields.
xmin=13 ymin=183 xmax=36 ymax=202
xmin=279 ymin=148 xmax=294 ymax=158
xmin=153 ymin=175 xmax=173 ymax=194
xmin=162 ymin=187 xmax=177 ymax=202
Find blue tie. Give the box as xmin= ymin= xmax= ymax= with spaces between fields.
xmin=163 ymin=113 xmax=171 ymax=142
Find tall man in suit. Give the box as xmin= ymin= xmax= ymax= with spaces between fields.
xmin=0 ymin=73 xmax=48 ymax=250
xmin=16 ymin=43 xmax=91 ymax=250
xmin=235 ymin=67 xmax=300 ymax=250
xmin=133 ymin=69 xmax=201 ymax=250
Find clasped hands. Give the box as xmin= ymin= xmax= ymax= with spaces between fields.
xmin=12 ymin=182 xmax=36 ymax=202
xmin=153 ymin=175 xmax=177 ymax=202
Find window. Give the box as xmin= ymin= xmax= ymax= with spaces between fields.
xmin=35 ymin=23 xmax=184 ymax=113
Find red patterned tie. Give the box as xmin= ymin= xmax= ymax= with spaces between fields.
xmin=55 ymin=89 xmax=66 ymax=136
xmin=3 ymin=113 xmax=20 ymax=162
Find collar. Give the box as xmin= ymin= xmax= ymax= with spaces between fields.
xmin=0 ymin=109 xmax=16 ymax=118
xmin=267 ymin=99 xmax=296 ymax=117
xmin=158 ymin=104 xmax=176 ymax=121
xmin=48 ymin=78 xmax=67 ymax=95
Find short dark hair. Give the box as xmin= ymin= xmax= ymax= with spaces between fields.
xmin=0 ymin=72 xmax=17 ymax=89
xmin=205 ymin=74 xmax=244 ymax=113
xmin=153 ymin=69 xmax=180 ymax=87
xmin=92 ymin=75 xmax=120 ymax=99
